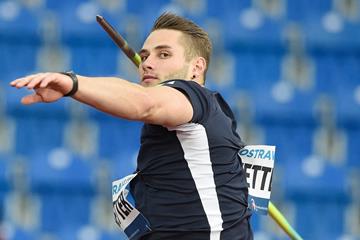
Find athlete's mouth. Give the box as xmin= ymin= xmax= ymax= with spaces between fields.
xmin=142 ymin=74 xmax=158 ymax=83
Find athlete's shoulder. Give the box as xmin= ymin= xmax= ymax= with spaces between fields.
xmin=161 ymin=79 xmax=204 ymax=88
xmin=161 ymin=79 xmax=214 ymax=123
xmin=161 ymin=79 xmax=215 ymax=100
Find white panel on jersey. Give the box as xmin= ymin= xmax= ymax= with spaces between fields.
xmin=168 ymin=123 xmax=223 ymax=240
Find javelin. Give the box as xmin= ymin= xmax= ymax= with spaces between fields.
xmin=96 ymin=15 xmax=303 ymax=240
xmin=96 ymin=15 xmax=141 ymax=67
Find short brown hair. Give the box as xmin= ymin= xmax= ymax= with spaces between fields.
xmin=151 ymin=12 xmax=212 ymax=79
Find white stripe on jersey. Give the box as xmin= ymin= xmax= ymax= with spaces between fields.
xmin=168 ymin=123 xmax=223 ymax=240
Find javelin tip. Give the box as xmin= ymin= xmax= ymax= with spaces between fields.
xmin=96 ymin=15 xmax=104 ymax=21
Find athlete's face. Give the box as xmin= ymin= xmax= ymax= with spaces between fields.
xmin=139 ymin=29 xmax=194 ymax=87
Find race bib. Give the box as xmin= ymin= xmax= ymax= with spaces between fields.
xmin=112 ymin=173 xmax=151 ymax=239
xmin=239 ymin=145 xmax=276 ymax=215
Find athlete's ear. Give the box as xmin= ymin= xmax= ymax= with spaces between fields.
xmin=191 ymin=57 xmax=206 ymax=80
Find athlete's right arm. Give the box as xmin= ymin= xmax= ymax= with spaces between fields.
xmin=10 ymin=72 xmax=193 ymax=127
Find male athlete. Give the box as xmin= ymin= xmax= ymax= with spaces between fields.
xmin=11 ymin=13 xmax=253 ymax=239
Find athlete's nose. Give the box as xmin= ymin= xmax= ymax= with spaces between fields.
xmin=141 ymin=55 xmax=155 ymax=71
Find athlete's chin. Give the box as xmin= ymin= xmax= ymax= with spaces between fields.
xmin=141 ymin=78 xmax=162 ymax=87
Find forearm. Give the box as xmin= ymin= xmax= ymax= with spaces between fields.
xmin=73 ymin=76 xmax=155 ymax=121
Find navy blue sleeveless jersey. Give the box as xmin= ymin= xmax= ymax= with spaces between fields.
xmin=130 ymin=80 xmax=252 ymax=239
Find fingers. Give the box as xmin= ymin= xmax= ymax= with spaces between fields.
xmin=10 ymin=74 xmax=37 ymax=88
xmin=10 ymin=73 xmax=51 ymax=89
xmin=21 ymin=93 xmax=43 ymax=105
xmin=26 ymin=73 xmax=51 ymax=89
xmin=11 ymin=72 xmax=71 ymax=104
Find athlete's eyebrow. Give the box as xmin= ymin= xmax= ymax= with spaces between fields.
xmin=138 ymin=49 xmax=148 ymax=56
xmin=154 ymin=45 xmax=172 ymax=50
xmin=139 ymin=45 xmax=172 ymax=55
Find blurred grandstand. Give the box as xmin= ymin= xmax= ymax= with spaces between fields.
xmin=0 ymin=0 xmax=359 ymax=239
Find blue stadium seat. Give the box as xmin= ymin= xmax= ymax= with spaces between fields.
xmin=6 ymin=227 xmax=37 ymax=240
xmin=45 ymin=0 xmax=98 ymax=38
xmin=110 ymin=152 xmax=137 ymax=181
xmin=346 ymin=128 xmax=360 ymax=168
xmin=98 ymin=230 xmax=127 ymax=240
xmin=14 ymin=117 xmax=65 ymax=156
xmin=314 ymin=54 xmax=339 ymax=93
xmin=126 ymin=0 xmax=176 ymax=32
xmin=284 ymin=163 xmax=348 ymax=200
xmin=0 ymin=4 xmax=39 ymax=41
xmin=69 ymin=45 xmax=118 ymax=75
xmin=39 ymin=192 xmax=91 ymax=233
xmin=234 ymin=52 xmax=317 ymax=121
xmin=332 ymin=56 xmax=360 ymax=122
xmin=202 ymin=0 xmax=284 ymax=48
xmin=0 ymin=154 xmax=10 ymax=192
xmin=287 ymin=0 xmax=330 ymax=23
xmin=63 ymin=226 xmax=128 ymax=240
xmin=235 ymin=52 xmax=264 ymax=90
xmin=315 ymin=54 xmax=360 ymax=122
xmin=0 ymin=43 xmax=37 ymax=84
xmin=29 ymin=150 xmax=93 ymax=193
xmin=97 ymin=119 xmax=141 ymax=160
xmin=294 ymin=199 xmax=346 ymax=240
xmin=47 ymin=0 xmax=147 ymax=46
xmin=0 ymin=154 xmax=9 ymax=225
xmin=264 ymin=124 xmax=313 ymax=166
xmin=207 ymin=0 xmax=251 ymax=22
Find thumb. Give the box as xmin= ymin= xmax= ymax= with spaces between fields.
xmin=21 ymin=94 xmax=43 ymax=105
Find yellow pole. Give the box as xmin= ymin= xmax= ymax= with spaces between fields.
xmin=268 ymin=201 xmax=303 ymax=240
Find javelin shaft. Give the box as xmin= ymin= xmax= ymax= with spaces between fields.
xmin=96 ymin=15 xmax=302 ymax=240
xmin=96 ymin=15 xmax=141 ymax=67
xmin=268 ymin=202 xmax=303 ymax=240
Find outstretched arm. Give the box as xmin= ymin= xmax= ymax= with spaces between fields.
xmin=10 ymin=72 xmax=193 ymax=127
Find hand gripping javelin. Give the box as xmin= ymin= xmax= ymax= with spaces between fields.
xmin=96 ymin=15 xmax=303 ymax=240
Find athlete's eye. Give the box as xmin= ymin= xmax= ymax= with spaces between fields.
xmin=140 ymin=55 xmax=148 ymax=61
xmin=159 ymin=52 xmax=170 ymax=59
